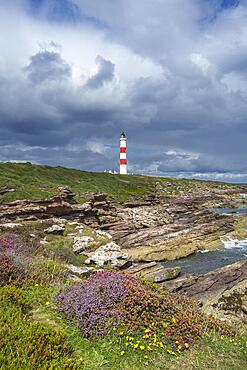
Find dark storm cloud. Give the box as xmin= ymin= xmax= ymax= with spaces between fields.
xmin=1 ymin=0 xmax=247 ymax=181
xmin=25 ymin=49 xmax=71 ymax=84
xmin=86 ymin=56 xmax=115 ymax=89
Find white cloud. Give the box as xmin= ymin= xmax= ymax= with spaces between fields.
xmin=190 ymin=53 xmax=212 ymax=75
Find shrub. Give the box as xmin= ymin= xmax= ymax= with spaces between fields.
xmin=57 ymin=271 xmax=235 ymax=353
xmin=0 ymin=285 xmax=29 ymax=310
xmin=58 ymin=271 xmax=132 ymax=337
xmin=0 ymin=254 xmax=26 ymax=286
xmin=0 ymin=234 xmax=40 ymax=257
xmin=28 ymin=259 xmax=68 ymax=285
xmin=0 ymin=301 xmax=81 ymax=369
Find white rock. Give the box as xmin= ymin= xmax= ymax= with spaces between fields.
xmin=0 ymin=223 xmax=23 ymax=228
xmin=44 ymin=224 xmax=65 ymax=234
xmin=40 ymin=240 xmax=49 ymax=245
xmin=64 ymin=264 xmax=94 ymax=276
xmin=75 ymin=225 xmax=84 ymax=234
xmin=72 ymin=236 xmax=94 ymax=253
xmin=75 ymin=225 xmax=84 ymax=230
xmin=95 ymin=230 xmax=112 ymax=239
xmin=85 ymin=242 xmax=129 ymax=267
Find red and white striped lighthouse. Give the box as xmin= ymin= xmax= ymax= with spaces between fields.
xmin=120 ymin=132 xmax=127 ymax=174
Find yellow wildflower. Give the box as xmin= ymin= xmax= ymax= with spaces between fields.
xmin=172 ymin=317 xmax=176 ymax=324
xmin=220 ymin=336 xmax=224 ymax=340
xmin=133 ymin=343 xmax=139 ymax=349
xmin=140 ymin=345 xmax=145 ymax=350
xmin=167 ymin=349 xmax=176 ymax=356
xmin=45 ymin=301 xmax=50 ymax=305
xmin=147 ymin=346 xmax=153 ymax=351
xmin=35 ymin=284 xmax=39 ymax=286
xmin=144 ymin=328 xmax=151 ymax=333
xmin=144 ymin=362 xmax=149 ymax=366
xmin=119 ymin=332 xmax=124 ymax=336
xmin=120 ymin=351 xmax=125 ymax=356
xmin=125 ymin=342 xmax=129 ymax=347
xmin=144 ymin=355 xmax=149 ymax=359
xmin=113 ymin=327 xmax=116 ymax=331
xmin=151 ymin=322 xmax=155 ymax=327
xmin=159 ymin=342 xmax=164 ymax=348
xmin=129 ymin=337 xmax=134 ymax=341
xmin=178 ymin=345 xmax=182 ymax=350
xmin=185 ymin=343 xmax=189 ymax=348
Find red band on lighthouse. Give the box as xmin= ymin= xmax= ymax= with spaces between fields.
xmin=120 ymin=159 xmax=127 ymax=165
xmin=120 ymin=147 xmax=126 ymax=153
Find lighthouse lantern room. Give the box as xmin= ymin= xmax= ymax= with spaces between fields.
xmin=120 ymin=132 xmax=127 ymax=174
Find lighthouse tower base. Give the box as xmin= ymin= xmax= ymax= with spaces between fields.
xmin=120 ymin=165 xmax=127 ymax=175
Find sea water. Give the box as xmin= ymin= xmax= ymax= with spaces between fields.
xmin=161 ymin=197 xmax=247 ymax=275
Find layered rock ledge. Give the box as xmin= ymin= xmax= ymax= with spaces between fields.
xmin=161 ymin=260 xmax=247 ymax=322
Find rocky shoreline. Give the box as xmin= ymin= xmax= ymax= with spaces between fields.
xmin=1 ymin=184 xmax=246 ymax=323
xmin=1 ymin=185 xmax=247 ymax=261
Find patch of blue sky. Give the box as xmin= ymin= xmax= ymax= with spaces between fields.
xmin=199 ymin=0 xmax=240 ymax=29
xmin=220 ymin=0 xmax=239 ymax=9
xmin=28 ymin=0 xmax=110 ymax=29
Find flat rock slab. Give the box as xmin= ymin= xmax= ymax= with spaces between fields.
xmin=44 ymin=224 xmax=65 ymax=234
xmin=64 ymin=264 xmax=95 ymax=277
xmin=127 ymin=262 xmax=181 ymax=283
xmin=161 ymin=260 xmax=247 ymax=322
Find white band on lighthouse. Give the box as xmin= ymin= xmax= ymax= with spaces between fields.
xmin=120 ymin=132 xmax=127 ymax=175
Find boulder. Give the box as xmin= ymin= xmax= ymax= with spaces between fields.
xmin=127 ymin=262 xmax=181 ymax=283
xmin=84 ymin=241 xmax=130 ymax=268
xmin=72 ymin=236 xmax=94 ymax=253
xmin=64 ymin=264 xmax=95 ymax=277
xmin=44 ymin=224 xmax=65 ymax=235
xmin=75 ymin=225 xmax=84 ymax=233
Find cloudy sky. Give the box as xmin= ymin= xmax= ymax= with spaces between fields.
xmin=0 ymin=0 xmax=247 ymax=182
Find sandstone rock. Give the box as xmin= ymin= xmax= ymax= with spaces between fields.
xmin=64 ymin=264 xmax=94 ymax=277
xmin=84 ymin=241 xmax=130 ymax=268
xmin=72 ymin=236 xmax=94 ymax=253
xmin=0 ymin=187 xmax=15 ymax=195
xmin=127 ymin=262 xmax=181 ymax=283
xmin=161 ymin=260 xmax=247 ymax=322
xmin=44 ymin=224 xmax=65 ymax=235
xmin=95 ymin=230 xmax=112 ymax=239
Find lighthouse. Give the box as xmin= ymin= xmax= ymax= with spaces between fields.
xmin=120 ymin=132 xmax=127 ymax=174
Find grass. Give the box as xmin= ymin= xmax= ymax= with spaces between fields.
xmin=27 ymin=302 xmax=247 ymax=370
xmin=0 ymin=239 xmax=246 ymax=370
xmin=0 ymin=162 xmax=234 ymax=204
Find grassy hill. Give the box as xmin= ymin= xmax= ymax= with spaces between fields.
xmin=0 ymin=162 xmax=233 ymax=204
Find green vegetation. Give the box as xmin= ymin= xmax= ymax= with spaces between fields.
xmin=0 ymin=233 xmax=246 ymax=370
xmin=0 ymin=162 xmax=233 ymax=203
